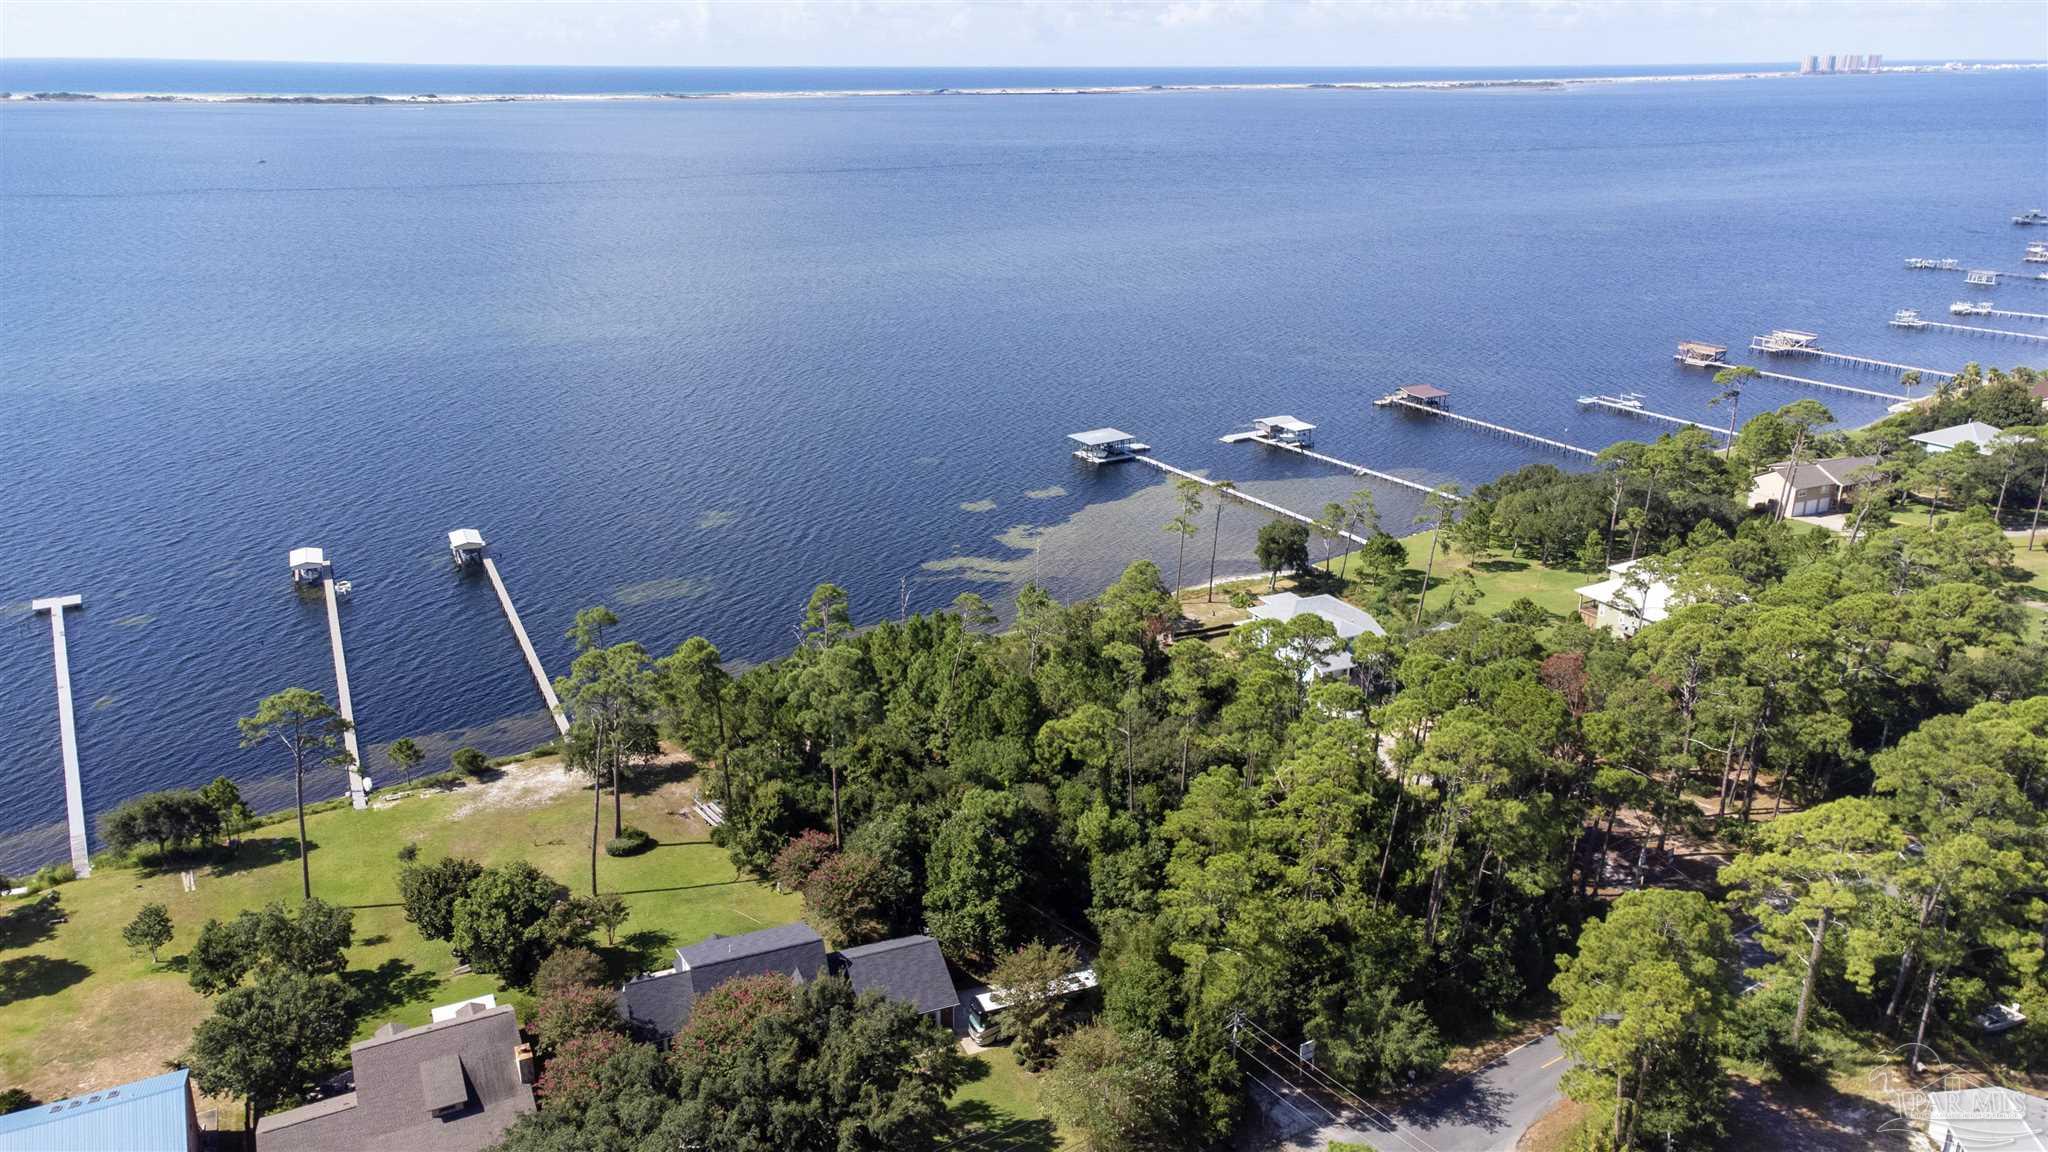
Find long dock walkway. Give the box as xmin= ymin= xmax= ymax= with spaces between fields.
xmin=483 ymin=557 xmax=572 ymax=737
xmin=1382 ymin=397 xmax=1598 ymax=459
xmin=1893 ymin=315 xmax=2048 ymax=343
xmin=1746 ymin=368 xmax=1907 ymax=402
xmin=1580 ymin=396 xmax=1731 ymax=436
xmin=32 ymin=596 xmax=91 ymax=878
xmin=1952 ymin=303 xmax=2048 ymax=322
xmin=1755 ymin=340 xmax=1956 ymax=379
xmin=1135 ymin=457 xmax=1380 ymax=544
xmin=1236 ymin=435 xmax=1459 ymax=499
xmin=322 ymin=578 xmax=368 ymax=808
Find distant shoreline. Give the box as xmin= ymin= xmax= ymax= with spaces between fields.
xmin=7 ymin=61 xmax=2043 ymax=105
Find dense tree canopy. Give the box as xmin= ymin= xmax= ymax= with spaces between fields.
xmin=475 ymin=360 xmax=2048 ymax=1150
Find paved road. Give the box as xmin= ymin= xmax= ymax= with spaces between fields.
xmin=1279 ymin=1032 xmax=1572 ymax=1152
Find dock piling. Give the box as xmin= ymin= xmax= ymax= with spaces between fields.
xmin=31 ymin=596 xmax=91 ymax=878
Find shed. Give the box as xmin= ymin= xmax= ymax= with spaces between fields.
xmin=1251 ymin=416 xmax=1316 ymax=446
xmin=0 ymin=1068 xmax=200 ymax=1152
xmin=288 ymin=547 xmax=331 ymax=585
xmin=1674 ymin=341 xmax=1728 ymax=366
xmin=1399 ymin=384 xmax=1449 ymax=403
xmin=447 ymin=529 xmax=487 ymax=567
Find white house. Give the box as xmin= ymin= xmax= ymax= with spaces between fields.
xmin=1238 ymin=592 xmax=1385 ymax=680
xmin=1746 ymin=455 xmax=1880 ymax=518
xmin=1573 ymin=560 xmax=1677 ymax=638
xmin=1911 ymin=421 xmax=2026 ymax=455
xmin=1924 ymin=1086 xmax=2048 ymax=1152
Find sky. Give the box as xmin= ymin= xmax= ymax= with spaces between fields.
xmin=1 ymin=0 xmax=2043 ymax=69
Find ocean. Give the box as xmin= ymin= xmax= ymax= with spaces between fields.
xmin=1 ymin=62 xmax=2044 ymax=869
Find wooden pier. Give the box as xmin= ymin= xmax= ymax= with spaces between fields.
xmin=1890 ymin=309 xmax=2048 ymax=343
xmin=1380 ymin=396 xmax=1598 ymax=459
xmin=1749 ymin=368 xmax=1907 ymax=402
xmin=31 ymin=596 xmax=92 ymax=878
xmin=1578 ymin=395 xmax=1731 ymax=437
xmin=482 ymin=556 xmax=572 ymax=737
xmin=1749 ymin=331 xmax=1956 ymax=380
xmin=1134 ymin=457 xmax=1380 ymax=545
xmin=320 ymin=576 xmax=369 ymax=808
xmin=1950 ymin=301 xmax=2048 ymax=322
xmin=1230 ymin=433 xmax=1459 ymax=499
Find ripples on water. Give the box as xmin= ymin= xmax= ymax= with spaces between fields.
xmin=1 ymin=68 xmax=2044 ymax=869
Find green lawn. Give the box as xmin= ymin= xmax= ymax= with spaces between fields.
xmin=950 ymin=1049 xmax=1066 ymax=1151
xmin=1398 ymin=532 xmax=1591 ymax=618
xmin=0 ymin=755 xmax=799 ymax=1105
xmin=1304 ymin=531 xmax=1588 ymax=619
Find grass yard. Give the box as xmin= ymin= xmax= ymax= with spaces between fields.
xmin=1397 ymin=532 xmax=1591 ymax=618
xmin=1182 ymin=530 xmax=1588 ymax=637
xmin=0 ymin=754 xmax=799 ymax=1105
xmin=949 ymin=1050 xmax=1067 ymax=1151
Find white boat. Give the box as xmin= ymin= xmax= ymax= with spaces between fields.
xmin=2015 ymin=209 xmax=2048 ymax=226
xmin=1951 ymin=301 xmax=1993 ymax=315
xmin=333 ymin=580 xmax=354 ymax=596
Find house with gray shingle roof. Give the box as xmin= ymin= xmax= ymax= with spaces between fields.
xmin=255 ymin=1002 xmax=534 ymax=1152
xmin=830 ymin=935 xmax=956 ymax=1022
xmin=618 ymin=922 xmax=958 ymax=1042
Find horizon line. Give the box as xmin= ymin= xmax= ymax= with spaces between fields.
xmin=8 ymin=54 xmax=2045 ymax=70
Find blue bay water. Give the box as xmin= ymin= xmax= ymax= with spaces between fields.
xmin=2 ymin=65 xmax=2044 ymax=870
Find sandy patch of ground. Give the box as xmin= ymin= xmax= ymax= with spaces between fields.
xmin=450 ymin=758 xmax=586 ymax=820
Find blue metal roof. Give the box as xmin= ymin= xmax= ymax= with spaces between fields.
xmin=0 ymin=1068 xmax=193 ymax=1151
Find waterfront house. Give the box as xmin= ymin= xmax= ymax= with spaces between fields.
xmin=255 ymin=1002 xmax=535 ymax=1152
xmin=1746 ymin=455 xmax=1879 ymax=518
xmin=618 ymin=922 xmax=959 ymax=1042
xmin=1573 ymin=560 xmax=1677 ymax=638
xmin=1237 ymin=592 xmax=1385 ymax=681
xmin=0 ymin=1069 xmax=200 ymax=1152
xmin=1910 ymin=421 xmax=2024 ymax=455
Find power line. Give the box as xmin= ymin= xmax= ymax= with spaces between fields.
xmin=1234 ymin=1013 xmax=1444 ymax=1152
